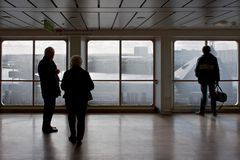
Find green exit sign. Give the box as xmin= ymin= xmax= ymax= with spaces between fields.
xmin=44 ymin=19 xmax=55 ymax=32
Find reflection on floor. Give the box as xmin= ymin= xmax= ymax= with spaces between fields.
xmin=0 ymin=113 xmax=240 ymax=160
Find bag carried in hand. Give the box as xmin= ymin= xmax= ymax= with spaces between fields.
xmin=215 ymin=85 xmax=227 ymax=103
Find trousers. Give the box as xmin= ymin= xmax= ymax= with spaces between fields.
xmin=200 ymin=83 xmax=216 ymax=114
xmin=65 ymin=98 xmax=87 ymax=141
xmin=43 ymin=97 xmax=56 ymax=128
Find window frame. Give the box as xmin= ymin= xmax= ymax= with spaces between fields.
xmin=0 ymin=39 xmax=68 ymax=108
xmin=173 ymin=39 xmax=239 ymax=110
xmin=86 ymin=39 xmax=156 ymax=108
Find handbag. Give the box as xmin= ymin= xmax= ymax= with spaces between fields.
xmin=214 ymin=84 xmax=227 ymax=110
xmin=215 ymin=85 xmax=227 ymax=102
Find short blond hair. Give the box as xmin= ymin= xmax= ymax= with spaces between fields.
xmin=71 ymin=55 xmax=82 ymax=67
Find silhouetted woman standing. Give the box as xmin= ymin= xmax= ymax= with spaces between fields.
xmin=61 ymin=55 xmax=94 ymax=144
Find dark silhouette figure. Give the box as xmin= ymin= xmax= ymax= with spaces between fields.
xmin=61 ymin=55 xmax=94 ymax=144
xmin=38 ymin=47 xmax=61 ymax=133
xmin=195 ymin=45 xmax=220 ymax=116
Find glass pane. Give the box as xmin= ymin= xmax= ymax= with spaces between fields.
xmin=122 ymin=40 xmax=153 ymax=80
xmin=56 ymin=94 xmax=65 ymax=105
xmin=2 ymin=41 xmax=33 ymax=80
xmin=218 ymin=81 xmax=237 ymax=105
xmin=35 ymin=40 xmax=67 ymax=80
xmin=88 ymin=81 xmax=119 ymax=106
xmin=174 ymin=41 xmax=205 ymax=80
xmin=207 ymin=41 xmax=238 ymax=80
xmin=174 ymin=82 xmax=201 ymax=107
xmin=174 ymin=81 xmax=237 ymax=107
xmin=1 ymin=81 xmax=32 ymax=105
xmin=88 ymin=40 xmax=119 ymax=80
xmin=35 ymin=40 xmax=66 ymax=106
xmin=34 ymin=82 xmax=43 ymax=105
xmin=34 ymin=82 xmax=64 ymax=105
xmin=121 ymin=81 xmax=153 ymax=106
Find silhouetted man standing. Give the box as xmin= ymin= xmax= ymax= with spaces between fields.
xmin=195 ymin=45 xmax=220 ymax=116
xmin=38 ymin=47 xmax=61 ymax=133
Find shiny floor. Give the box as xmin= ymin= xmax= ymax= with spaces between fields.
xmin=1 ymin=113 xmax=240 ymax=160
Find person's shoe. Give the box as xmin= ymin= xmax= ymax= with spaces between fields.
xmin=213 ymin=112 xmax=217 ymax=117
xmin=42 ymin=126 xmax=58 ymax=134
xmin=76 ymin=140 xmax=82 ymax=146
xmin=69 ymin=136 xmax=77 ymax=144
xmin=195 ymin=111 xmax=204 ymax=116
xmin=50 ymin=126 xmax=58 ymax=132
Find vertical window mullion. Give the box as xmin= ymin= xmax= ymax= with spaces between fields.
xmin=237 ymin=41 xmax=240 ymax=107
xmin=32 ymin=40 xmax=35 ymax=106
xmin=119 ymin=40 xmax=122 ymax=107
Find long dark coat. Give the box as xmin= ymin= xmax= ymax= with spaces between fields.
xmin=61 ymin=66 xmax=94 ymax=103
xmin=38 ymin=56 xmax=61 ymax=98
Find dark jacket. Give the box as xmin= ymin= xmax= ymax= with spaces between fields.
xmin=38 ymin=56 xmax=61 ymax=98
xmin=195 ymin=53 xmax=220 ymax=84
xmin=61 ymin=66 xmax=94 ymax=101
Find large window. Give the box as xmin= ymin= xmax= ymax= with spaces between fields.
xmin=174 ymin=40 xmax=238 ymax=108
xmin=1 ymin=40 xmax=67 ymax=106
xmin=88 ymin=40 xmax=154 ymax=106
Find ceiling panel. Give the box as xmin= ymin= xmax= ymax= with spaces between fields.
xmin=5 ymin=11 xmax=42 ymax=28
xmin=52 ymin=0 xmax=77 ymax=8
xmin=62 ymin=12 xmax=87 ymax=30
xmin=100 ymin=0 xmax=122 ymax=7
xmin=112 ymin=12 xmax=136 ymax=29
xmin=0 ymin=1 xmax=14 ymax=7
xmin=142 ymin=0 xmax=169 ymax=8
xmin=226 ymin=1 xmax=240 ymax=7
xmin=77 ymin=0 xmax=98 ymax=8
xmin=182 ymin=17 xmax=209 ymax=27
xmin=0 ymin=20 xmax=20 ymax=28
xmin=121 ymin=0 xmax=146 ymax=8
xmin=139 ymin=12 xmax=173 ymax=29
xmin=5 ymin=0 xmax=33 ymax=8
xmin=125 ymin=12 xmax=154 ymax=29
xmin=0 ymin=11 xmax=20 ymax=28
xmin=151 ymin=11 xmax=191 ymax=28
xmin=182 ymin=13 xmax=222 ymax=27
xmin=222 ymin=15 xmax=240 ymax=27
xmin=173 ymin=12 xmax=202 ymax=26
xmin=0 ymin=11 xmax=32 ymax=28
xmin=28 ymin=0 xmax=55 ymax=8
xmin=81 ymin=12 xmax=99 ymax=29
xmin=100 ymin=13 xmax=117 ymax=29
xmin=175 ymin=10 xmax=230 ymax=27
xmin=206 ymin=0 xmax=237 ymax=7
xmin=207 ymin=11 xmax=239 ymax=26
xmin=162 ymin=0 xmax=193 ymax=7
xmin=185 ymin=0 xmax=214 ymax=7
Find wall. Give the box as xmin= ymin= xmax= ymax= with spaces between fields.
xmin=0 ymin=28 xmax=240 ymax=113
